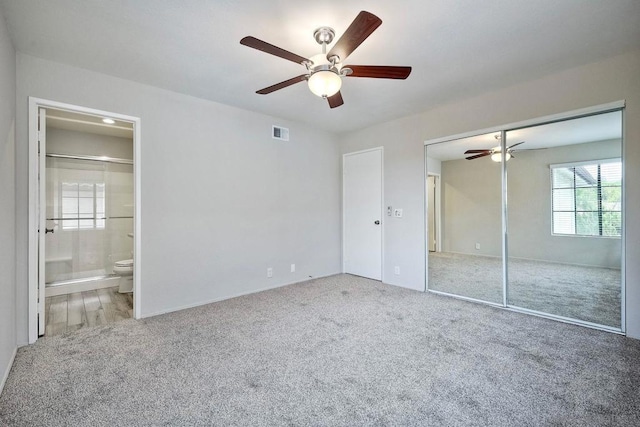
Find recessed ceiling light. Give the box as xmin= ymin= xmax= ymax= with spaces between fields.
xmin=102 ymin=118 xmax=115 ymax=124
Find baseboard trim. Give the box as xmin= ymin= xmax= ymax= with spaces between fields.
xmin=140 ymin=272 xmax=341 ymax=319
xmin=0 ymin=346 xmax=17 ymax=396
xmin=383 ymin=280 xmax=425 ymax=292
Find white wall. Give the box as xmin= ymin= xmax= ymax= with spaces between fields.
xmin=339 ymin=49 xmax=640 ymax=338
xmin=0 ymin=5 xmax=16 ymax=391
xmin=15 ymin=54 xmax=342 ymax=344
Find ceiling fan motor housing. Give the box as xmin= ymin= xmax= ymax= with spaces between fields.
xmin=313 ymin=27 xmax=335 ymax=46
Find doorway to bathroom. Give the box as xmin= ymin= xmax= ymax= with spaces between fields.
xmin=28 ymin=98 xmax=141 ymax=342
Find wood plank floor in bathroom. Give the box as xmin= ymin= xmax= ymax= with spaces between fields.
xmin=45 ymin=287 xmax=133 ymax=337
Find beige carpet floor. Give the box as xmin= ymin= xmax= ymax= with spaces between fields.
xmin=1 ymin=274 xmax=638 ymax=426
xmin=429 ymin=252 xmax=621 ymax=328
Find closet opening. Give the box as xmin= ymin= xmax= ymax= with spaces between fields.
xmin=425 ymin=102 xmax=625 ymax=333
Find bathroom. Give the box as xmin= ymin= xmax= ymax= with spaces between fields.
xmin=42 ymin=108 xmax=134 ymax=336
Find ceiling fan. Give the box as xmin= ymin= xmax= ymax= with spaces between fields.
xmin=465 ymin=141 xmax=525 ymax=161
xmin=239 ymin=11 xmax=412 ymax=108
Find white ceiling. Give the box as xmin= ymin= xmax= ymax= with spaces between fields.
xmin=426 ymin=110 xmax=622 ymax=161
xmin=1 ymin=0 xmax=639 ymax=134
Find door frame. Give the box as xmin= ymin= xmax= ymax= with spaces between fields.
xmin=342 ymin=146 xmax=384 ymax=281
xmin=426 ymin=173 xmax=441 ymax=253
xmin=28 ymin=97 xmax=142 ymax=343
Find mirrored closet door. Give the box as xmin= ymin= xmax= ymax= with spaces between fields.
xmin=426 ymin=132 xmax=504 ymax=305
xmin=426 ymin=108 xmax=623 ymax=331
xmin=506 ymin=111 xmax=622 ymax=328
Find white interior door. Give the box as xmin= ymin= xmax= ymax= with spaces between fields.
xmin=343 ymin=148 xmax=382 ymax=280
xmin=37 ymin=107 xmax=47 ymax=335
xmin=427 ymin=175 xmax=437 ymax=252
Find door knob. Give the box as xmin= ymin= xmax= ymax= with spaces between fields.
xmin=374 ymin=220 xmax=380 ymax=225
xmin=45 ymin=228 xmax=55 ymax=234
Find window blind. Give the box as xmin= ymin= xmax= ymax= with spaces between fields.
xmin=550 ymin=159 xmax=621 ymax=237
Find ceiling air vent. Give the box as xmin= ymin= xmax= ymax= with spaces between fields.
xmin=272 ymin=125 xmax=289 ymax=141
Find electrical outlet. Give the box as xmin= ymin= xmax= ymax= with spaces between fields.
xmin=387 ymin=206 xmax=392 ymax=216
xmin=267 ymin=267 xmax=273 ymax=278
xmin=394 ymin=209 xmax=403 ymax=218
xmin=394 ymin=266 xmax=400 ymax=275
xmin=291 ymin=264 xmax=296 ymax=273
xmin=475 ymin=243 xmax=480 ymax=250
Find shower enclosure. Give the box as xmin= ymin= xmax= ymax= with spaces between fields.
xmin=45 ymin=155 xmax=133 ymax=290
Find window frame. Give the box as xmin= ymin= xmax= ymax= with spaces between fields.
xmin=60 ymin=180 xmax=106 ymax=231
xmin=550 ymin=157 xmax=621 ymax=239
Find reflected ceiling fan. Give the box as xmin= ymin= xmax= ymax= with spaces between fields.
xmin=465 ymin=141 xmax=525 ymax=161
xmin=240 ymin=11 xmax=412 ymax=108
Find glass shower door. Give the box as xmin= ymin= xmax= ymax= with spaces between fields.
xmin=45 ymin=157 xmax=110 ymax=285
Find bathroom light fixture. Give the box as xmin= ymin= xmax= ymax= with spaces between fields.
xmin=102 ymin=118 xmax=115 ymax=124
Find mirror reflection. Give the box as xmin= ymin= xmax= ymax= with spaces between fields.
xmin=426 ymin=132 xmax=503 ymax=304
xmin=506 ymin=111 xmax=622 ymax=328
xmin=426 ymin=110 xmax=623 ymax=330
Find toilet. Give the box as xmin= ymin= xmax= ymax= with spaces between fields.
xmin=113 ymin=259 xmax=134 ymax=293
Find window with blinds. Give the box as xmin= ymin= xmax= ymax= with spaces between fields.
xmin=550 ymin=159 xmax=621 ymax=237
xmin=61 ymin=181 xmax=106 ymax=230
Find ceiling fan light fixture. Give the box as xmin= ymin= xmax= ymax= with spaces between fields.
xmin=308 ymin=70 xmax=342 ymax=98
xmin=241 ymin=11 xmax=411 ymax=108
xmin=491 ymin=151 xmax=511 ymax=162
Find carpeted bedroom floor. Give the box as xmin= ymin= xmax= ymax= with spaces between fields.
xmin=1 ymin=274 xmax=639 ymax=426
xmin=429 ymin=252 xmax=621 ymax=328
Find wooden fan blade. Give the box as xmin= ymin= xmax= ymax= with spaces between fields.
xmin=240 ymin=36 xmax=308 ymax=65
xmin=256 ymin=75 xmax=308 ymax=95
xmin=345 ymin=65 xmax=411 ymax=79
xmin=326 ymin=11 xmax=382 ymax=63
xmin=466 ymin=152 xmax=491 ymax=160
xmin=464 ymin=149 xmax=492 ymax=154
xmin=508 ymin=141 xmax=525 ymax=150
xmin=327 ymin=91 xmax=344 ymax=109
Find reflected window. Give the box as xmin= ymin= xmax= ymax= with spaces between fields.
xmin=61 ymin=181 xmax=105 ymax=230
xmin=551 ymin=159 xmax=621 ymax=237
